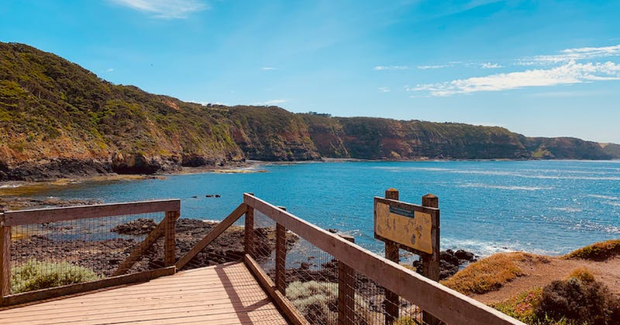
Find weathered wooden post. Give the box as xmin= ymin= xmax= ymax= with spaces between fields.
xmin=384 ymin=189 xmax=400 ymax=325
xmin=422 ymin=194 xmax=441 ymax=325
xmin=338 ymin=234 xmax=355 ymax=325
xmin=0 ymin=213 xmax=10 ymax=297
xmin=245 ymin=193 xmax=255 ymax=258
xmin=164 ymin=210 xmax=178 ymax=267
xmin=275 ymin=206 xmax=287 ymax=293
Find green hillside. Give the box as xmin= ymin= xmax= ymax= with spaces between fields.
xmin=0 ymin=42 xmax=617 ymax=180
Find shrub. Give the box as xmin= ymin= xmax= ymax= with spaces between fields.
xmin=566 ymin=267 xmax=595 ymax=283
xmin=564 ymin=240 xmax=620 ymax=261
xmin=11 ymin=259 xmax=99 ymax=294
xmin=441 ymin=253 xmax=545 ymax=295
xmin=286 ymin=281 xmax=372 ymax=325
xmin=492 ymin=288 xmax=543 ymax=323
xmin=535 ymin=274 xmax=620 ymax=325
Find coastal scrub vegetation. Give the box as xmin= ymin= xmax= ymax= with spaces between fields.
xmin=441 ymin=252 xmax=548 ymax=295
xmin=286 ymin=281 xmax=372 ymax=325
xmin=10 ymin=259 xmax=99 ymax=294
xmin=492 ymin=268 xmax=620 ymax=325
xmin=563 ymin=239 xmax=620 ymax=261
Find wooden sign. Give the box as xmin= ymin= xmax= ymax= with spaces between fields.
xmin=374 ymin=197 xmax=438 ymax=255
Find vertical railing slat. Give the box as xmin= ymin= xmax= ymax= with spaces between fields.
xmin=384 ymin=189 xmax=400 ymax=325
xmin=0 ymin=222 xmax=11 ymax=297
xmin=244 ymin=193 xmax=255 ymax=258
xmin=338 ymin=235 xmax=355 ymax=325
xmin=164 ymin=210 xmax=178 ymax=267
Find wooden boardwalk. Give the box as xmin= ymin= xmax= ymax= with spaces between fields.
xmin=0 ymin=262 xmax=289 ymax=325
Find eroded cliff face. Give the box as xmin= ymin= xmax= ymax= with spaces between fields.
xmin=0 ymin=42 xmax=617 ymax=181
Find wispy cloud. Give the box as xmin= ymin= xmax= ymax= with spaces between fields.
xmin=417 ymin=64 xmax=452 ymax=70
xmin=255 ymin=99 xmax=288 ymax=106
xmin=378 ymin=87 xmax=391 ymax=93
xmin=480 ymin=62 xmax=502 ymax=69
xmin=109 ymin=0 xmax=208 ymax=19
xmin=106 ymin=68 xmax=115 ymax=72
xmin=261 ymin=67 xmax=277 ymax=71
xmin=413 ymin=61 xmax=620 ymax=97
xmin=374 ymin=65 xmax=409 ymax=71
xmin=518 ymin=44 xmax=620 ymax=66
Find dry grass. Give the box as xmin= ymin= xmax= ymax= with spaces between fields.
xmin=441 ymin=252 xmax=547 ymax=295
xmin=563 ymin=239 xmax=620 ymax=261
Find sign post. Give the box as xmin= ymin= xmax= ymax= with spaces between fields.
xmin=374 ymin=189 xmax=440 ymax=325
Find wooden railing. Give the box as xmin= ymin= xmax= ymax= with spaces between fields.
xmin=0 ymin=200 xmax=180 ymax=307
xmin=1 ymin=195 xmax=525 ymax=325
xmin=242 ymin=193 xmax=525 ymax=325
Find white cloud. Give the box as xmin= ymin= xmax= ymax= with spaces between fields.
xmin=417 ymin=64 xmax=453 ymax=70
xmin=378 ymin=87 xmax=391 ymax=93
xmin=413 ymin=61 xmax=620 ymax=97
xmin=106 ymin=68 xmax=115 ymax=72
xmin=374 ymin=65 xmax=409 ymax=71
xmin=255 ymin=99 xmax=288 ymax=106
xmin=518 ymin=44 xmax=620 ymax=66
xmin=109 ymin=0 xmax=208 ymax=19
xmin=481 ymin=62 xmax=502 ymax=69
xmin=261 ymin=67 xmax=277 ymax=71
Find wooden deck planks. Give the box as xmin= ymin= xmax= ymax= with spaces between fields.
xmin=0 ymin=262 xmax=289 ymax=325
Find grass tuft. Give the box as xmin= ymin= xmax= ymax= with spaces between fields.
xmin=440 ymin=252 xmax=547 ymax=295
xmin=563 ymin=239 xmax=620 ymax=261
xmin=10 ymin=259 xmax=99 ymax=294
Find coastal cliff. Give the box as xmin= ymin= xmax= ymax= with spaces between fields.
xmin=1 ymin=42 xmax=618 ymax=180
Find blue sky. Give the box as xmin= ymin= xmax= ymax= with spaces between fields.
xmin=2 ymin=0 xmax=620 ymax=143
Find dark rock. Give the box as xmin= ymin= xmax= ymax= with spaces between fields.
xmin=455 ymin=249 xmax=476 ymax=261
xmin=110 ymin=218 xmax=157 ymax=235
xmin=215 ymin=194 xmax=221 ymax=198
xmin=412 ymin=248 xmax=478 ymax=280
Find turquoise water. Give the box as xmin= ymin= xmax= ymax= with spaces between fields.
xmin=31 ymin=160 xmax=620 ymax=256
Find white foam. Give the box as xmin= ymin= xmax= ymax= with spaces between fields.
xmin=457 ymin=183 xmax=552 ymax=191
xmin=441 ymin=237 xmax=559 ymax=257
xmin=551 ymin=207 xmax=583 ymax=213
xmin=586 ymin=194 xmax=620 ymax=201
xmin=0 ymin=184 xmax=21 ymax=188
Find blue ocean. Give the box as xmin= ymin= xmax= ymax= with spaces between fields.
xmin=26 ymin=160 xmax=620 ymax=257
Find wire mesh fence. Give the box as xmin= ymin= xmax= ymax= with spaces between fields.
xmin=249 ymin=208 xmax=436 ymax=325
xmin=8 ymin=211 xmax=166 ymax=295
xmin=176 ymin=215 xmax=247 ymax=271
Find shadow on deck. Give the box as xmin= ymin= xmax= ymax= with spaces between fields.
xmin=0 ymin=262 xmax=288 ymax=325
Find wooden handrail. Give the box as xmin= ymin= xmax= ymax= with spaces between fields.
xmin=243 ymin=193 xmax=525 ymax=325
xmin=1 ymin=199 xmax=181 ymax=306
xmin=2 ymin=199 xmax=181 ymax=226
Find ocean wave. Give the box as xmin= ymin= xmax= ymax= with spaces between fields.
xmin=568 ymin=222 xmax=620 ymax=234
xmin=449 ymin=170 xmax=620 ymax=181
xmin=441 ymin=238 xmax=559 ymax=257
xmin=586 ymin=194 xmax=620 ymax=201
xmin=551 ymin=207 xmax=583 ymax=212
xmin=457 ymin=183 xmax=552 ymax=191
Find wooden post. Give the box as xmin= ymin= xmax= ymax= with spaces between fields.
xmin=275 ymin=206 xmax=287 ymax=293
xmin=338 ymin=235 xmax=355 ymax=325
xmin=0 ymin=222 xmax=10 ymax=297
xmin=245 ymin=193 xmax=255 ymax=258
xmin=164 ymin=210 xmax=178 ymax=267
xmin=384 ymin=188 xmax=400 ymax=325
xmin=422 ymin=194 xmax=441 ymax=325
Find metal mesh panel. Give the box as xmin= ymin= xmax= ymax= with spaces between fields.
xmin=177 ymin=215 xmax=247 ymax=271
xmin=9 ymin=212 xmax=165 ymax=294
xmin=250 ymin=206 xmax=439 ymax=325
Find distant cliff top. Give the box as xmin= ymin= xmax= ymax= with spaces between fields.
xmin=1 ymin=42 xmax=618 ymax=180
